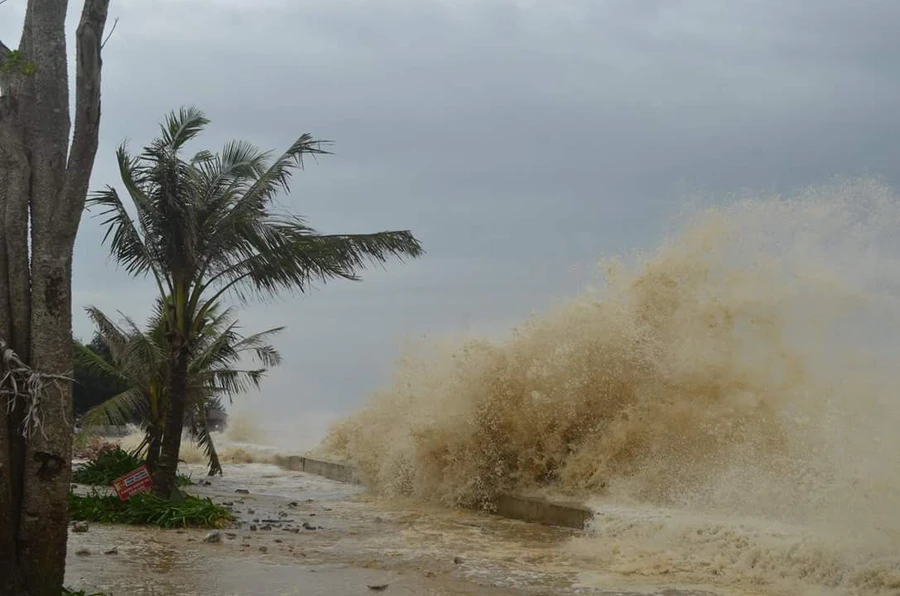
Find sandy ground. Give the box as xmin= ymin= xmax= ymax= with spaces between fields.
xmin=64 ymin=464 xmax=723 ymax=596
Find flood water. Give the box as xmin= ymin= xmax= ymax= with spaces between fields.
xmin=66 ymin=463 xmax=720 ymax=596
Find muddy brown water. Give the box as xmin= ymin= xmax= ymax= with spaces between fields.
xmin=65 ymin=463 xmax=721 ymax=596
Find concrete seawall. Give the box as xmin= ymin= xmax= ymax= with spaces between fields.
xmin=274 ymin=455 xmax=361 ymax=485
xmin=275 ymin=455 xmax=593 ymax=530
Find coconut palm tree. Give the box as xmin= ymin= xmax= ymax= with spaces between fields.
xmin=76 ymin=301 xmax=282 ymax=476
xmin=87 ymin=107 xmax=424 ymax=496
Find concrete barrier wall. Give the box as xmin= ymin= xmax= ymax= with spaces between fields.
xmin=274 ymin=455 xmax=361 ymax=485
xmin=276 ymin=455 xmax=592 ymax=530
xmin=494 ymin=494 xmax=593 ymax=529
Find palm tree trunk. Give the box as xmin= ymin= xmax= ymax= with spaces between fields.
xmin=145 ymin=425 xmax=162 ymax=474
xmin=153 ymin=349 xmax=188 ymax=498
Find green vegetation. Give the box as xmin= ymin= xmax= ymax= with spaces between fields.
xmin=0 ymin=48 xmax=39 ymax=75
xmin=73 ymin=332 xmax=128 ymax=417
xmin=69 ymin=490 xmax=232 ymax=529
xmin=76 ymin=302 xmax=280 ymax=477
xmin=72 ymin=446 xmax=192 ymax=487
xmin=88 ymin=106 xmax=424 ymax=496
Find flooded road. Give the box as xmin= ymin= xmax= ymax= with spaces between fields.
xmin=65 ymin=463 xmax=721 ymax=596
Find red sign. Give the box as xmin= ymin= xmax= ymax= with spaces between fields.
xmin=111 ymin=465 xmax=153 ymax=501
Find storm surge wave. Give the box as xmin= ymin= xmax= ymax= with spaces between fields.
xmin=321 ymin=178 xmax=900 ymax=595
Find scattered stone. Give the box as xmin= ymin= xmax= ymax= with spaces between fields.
xmin=274 ymin=539 xmax=283 ymax=543
xmin=309 ymin=513 xmax=316 ymax=517
xmin=374 ymin=517 xmax=384 ymax=524
xmin=187 ymin=538 xmax=197 ymax=542
xmin=253 ymin=518 xmax=260 ymax=523
xmin=367 ymin=585 xmax=389 ymax=592
xmin=453 ymin=557 xmax=464 ymax=565
xmin=75 ymin=549 xmax=91 ymax=556
xmin=278 ymin=511 xmax=289 ymax=518
xmin=176 ymin=530 xmax=186 ymax=534
xmin=71 ymin=521 xmax=89 ymax=533
xmin=261 ymin=524 xmax=273 ymax=531
xmin=222 ymin=501 xmax=234 ymax=506
xmin=425 ymin=571 xmax=436 ymax=578
xmin=282 ymin=527 xmax=294 ymax=532
xmin=306 ymin=498 xmax=314 ymax=502
xmin=302 ymin=522 xmax=317 ymax=531
xmin=288 ymin=501 xmax=298 ymax=507
xmin=103 ymin=547 xmax=118 ymax=555
xmin=203 ymin=530 xmax=222 ymax=544
xmin=259 ymin=546 xmax=268 ymax=553
xmin=323 ymin=507 xmax=332 ymax=511
xmin=225 ymin=532 xmax=237 ymax=539
xmin=250 ymin=524 xmax=258 ymax=532
xmin=202 ymin=480 xmax=212 ymax=486
xmin=235 ymin=489 xmax=250 ymax=494
xmin=247 ymin=508 xmax=256 ymax=514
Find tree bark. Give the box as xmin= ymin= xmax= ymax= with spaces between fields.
xmin=153 ymin=345 xmax=188 ymax=498
xmin=0 ymin=2 xmax=110 ymax=594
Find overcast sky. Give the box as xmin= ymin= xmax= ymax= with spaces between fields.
xmin=3 ymin=0 xmax=900 ymax=447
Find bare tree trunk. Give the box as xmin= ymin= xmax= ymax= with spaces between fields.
xmin=153 ymin=347 xmax=188 ymax=498
xmin=0 ymin=2 xmax=110 ymax=594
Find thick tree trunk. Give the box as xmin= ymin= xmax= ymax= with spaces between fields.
xmin=0 ymin=94 xmax=30 ymax=596
xmin=153 ymin=348 xmax=188 ymax=498
xmin=0 ymin=2 xmax=110 ymax=594
xmin=19 ymin=257 xmax=76 ymax=595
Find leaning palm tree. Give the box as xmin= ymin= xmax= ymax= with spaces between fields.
xmin=88 ymin=107 xmax=424 ymax=496
xmin=77 ymin=300 xmax=282 ymax=476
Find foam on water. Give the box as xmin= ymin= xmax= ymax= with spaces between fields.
xmin=320 ymin=178 xmax=900 ymax=595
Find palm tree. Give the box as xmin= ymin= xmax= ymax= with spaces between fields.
xmin=76 ymin=301 xmax=282 ymax=476
xmin=88 ymin=107 xmax=424 ymax=496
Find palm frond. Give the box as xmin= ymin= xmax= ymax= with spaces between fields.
xmin=74 ymin=340 xmax=130 ymax=387
xmin=159 ymin=106 xmax=209 ymax=152
xmin=203 ymin=222 xmax=424 ymax=304
xmin=229 ymin=328 xmax=284 ymax=368
xmin=202 ymin=368 xmax=268 ymax=397
xmin=83 ymin=306 xmax=133 ymax=361
xmin=82 ymin=386 xmax=148 ymax=428
xmin=231 ymin=133 xmax=330 ymax=212
xmin=190 ymin=403 xmax=222 ymax=476
xmin=87 ymin=185 xmax=156 ymax=278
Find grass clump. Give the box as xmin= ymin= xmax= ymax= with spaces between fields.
xmin=72 ymin=446 xmax=193 ymax=487
xmin=69 ymin=490 xmax=232 ymax=529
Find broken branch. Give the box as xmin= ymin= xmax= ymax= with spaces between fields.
xmin=101 ymin=16 xmax=118 ymax=49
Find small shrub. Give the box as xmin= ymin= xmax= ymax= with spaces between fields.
xmin=69 ymin=490 xmax=232 ymax=529
xmin=73 ymin=446 xmax=194 ymax=487
xmin=72 ymin=446 xmax=141 ymax=485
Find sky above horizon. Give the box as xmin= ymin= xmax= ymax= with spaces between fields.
xmin=3 ymin=0 xmax=900 ymax=448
